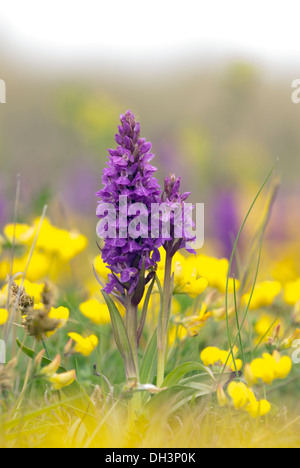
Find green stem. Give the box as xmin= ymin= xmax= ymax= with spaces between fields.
xmin=126 ymin=296 xmax=139 ymax=378
xmin=157 ymin=251 xmax=173 ymax=387
xmin=41 ymin=338 xmax=50 ymax=359
xmin=125 ymin=296 xmax=141 ymax=423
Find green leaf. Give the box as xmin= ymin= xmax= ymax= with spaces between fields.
xmin=162 ymin=361 xmax=215 ymax=388
xmin=102 ymin=291 xmax=136 ymax=379
xmin=16 ymin=338 xmax=89 ymax=401
xmin=155 ymin=274 xmax=164 ymax=349
xmin=146 ymin=384 xmax=211 ymax=415
xmin=137 ymin=276 xmax=155 ymax=344
xmin=16 ymin=338 xmax=67 ymax=373
xmin=140 ymin=328 xmax=158 ymax=385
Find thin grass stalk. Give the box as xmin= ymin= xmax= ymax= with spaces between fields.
xmin=4 ymin=205 xmax=48 ymax=344
xmin=224 ymin=163 xmax=277 ymax=378
xmin=157 ymin=250 xmax=173 ymax=388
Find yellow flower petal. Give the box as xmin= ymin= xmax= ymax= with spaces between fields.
xmin=0 ymin=308 xmax=8 ymax=325
xmin=68 ymin=333 xmax=98 ymax=356
xmin=49 ymin=370 xmax=76 ymax=390
xmin=79 ymin=299 xmax=110 ymax=325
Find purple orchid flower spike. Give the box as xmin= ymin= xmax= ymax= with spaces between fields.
xmin=162 ymin=173 xmax=196 ymax=257
xmin=96 ymin=110 xmax=163 ymax=392
xmin=97 ymin=110 xmax=162 ymax=301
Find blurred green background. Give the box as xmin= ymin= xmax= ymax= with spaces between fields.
xmin=1 ymin=1 xmax=300 ymax=262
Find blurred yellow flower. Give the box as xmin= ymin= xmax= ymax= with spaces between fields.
xmin=184 ymin=277 xmax=208 ymax=298
xmin=33 ymin=217 xmax=88 ymax=261
xmin=0 ymin=252 xmax=52 ymax=282
xmin=246 ymin=396 xmax=271 ymax=419
xmin=243 ymin=281 xmax=282 ymax=310
xmin=35 ymin=353 xmax=76 ymax=390
xmin=217 ymin=385 xmax=228 ymax=407
xmin=180 ymin=303 xmax=211 ymax=337
xmin=79 ymin=298 xmax=110 ymax=325
xmin=93 ymin=255 xmax=109 ymax=280
xmin=196 ymin=255 xmax=239 ymax=293
xmin=200 ymin=346 xmax=243 ymax=372
xmin=49 ymin=370 xmax=76 ymax=390
xmin=0 ymin=308 xmax=8 ymax=325
xmin=254 ymin=314 xmax=283 ymax=344
xmin=284 ymin=278 xmax=300 ymax=305
xmin=168 ymin=325 xmax=188 ymax=346
xmin=68 ymin=332 xmax=98 ymax=356
xmin=15 ymin=279 xmax=44 ymax=304
xmin=281 ymin=329 xmax=300 ymax=349
xmin=247 ymin=351 xmax=292 ymax=385
xmin=38 ymin=354 xmax=61 ymax=377
xmin=3 ymin=223 xmax=35 ymax=245
xmin=46 ymin=306 xmax=69 ymax=337
xmin=228 ymin=381 xmax=249 ymax=409
xmin=228 ymin=381 xmax=271 ymax=418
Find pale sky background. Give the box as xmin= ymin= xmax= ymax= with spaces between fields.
xmin=0 ymin=0 xmax=300 ymax=73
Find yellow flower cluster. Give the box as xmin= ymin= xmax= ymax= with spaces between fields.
xmin=156 ymin=250 xmax=208 ymax=298
xmin=155 ymin=249 xmax=240 ymax=303
xmin=0 ymin=219 xmax=88 ymax=282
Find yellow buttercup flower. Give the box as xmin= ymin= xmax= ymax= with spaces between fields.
xmin=243 ymin=281 xmax=282 ymax=310
xmin=79 ymin=298 xmax=110 ymax=325
xmin=254 ymin=314 xmax=283 ymax=344
xmin=200 ymin=346 xmax=221 ymax=367
xmin=184 ymin=277 xmax=208 ymax=299
xmin=246 ymin=397 xmax=271 ymax=418
xmin=248 ymin=351 xmax=292 ymax=385
xmin=228 ymin=381 xmax=250 ymax=409
xmin=68 ymin=333 xmax=99 ymax=356
xmin=200 ymin=346 xmax=243 ymax=372
xmin=33 ymin=217 xmax=88 ymax=261
xmin=284 ymin=278 xmax=300 ymax=306
xmin=93 ymin=255 xmax=109 ymax=280
xmin=227 ymin=381 xmax=271 ymax=418
xmin=0 ymin=251 xmax=52 ymax=282
xmin=196 ymin=255 xmax=240 ymax=293
xmin=172 ymin=252 xmax=187 ymax=286
xmin=170 ymin=254 xmax=209 ymax=298
xmin=3 ymin=223 xmax=35 ymax=245
xmin=0 ymin=308 xmax=8 ymax=325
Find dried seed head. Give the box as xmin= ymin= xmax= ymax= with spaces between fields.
xmin=0 ymin=358 xmax=17 ymax=393
xmin=41 ymin=281 xmax=55 ymax=311
xmin=10 ymin=281 xmax=34 ymax=316
xmin=22 ymin=307 xmax=60 ymax=341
